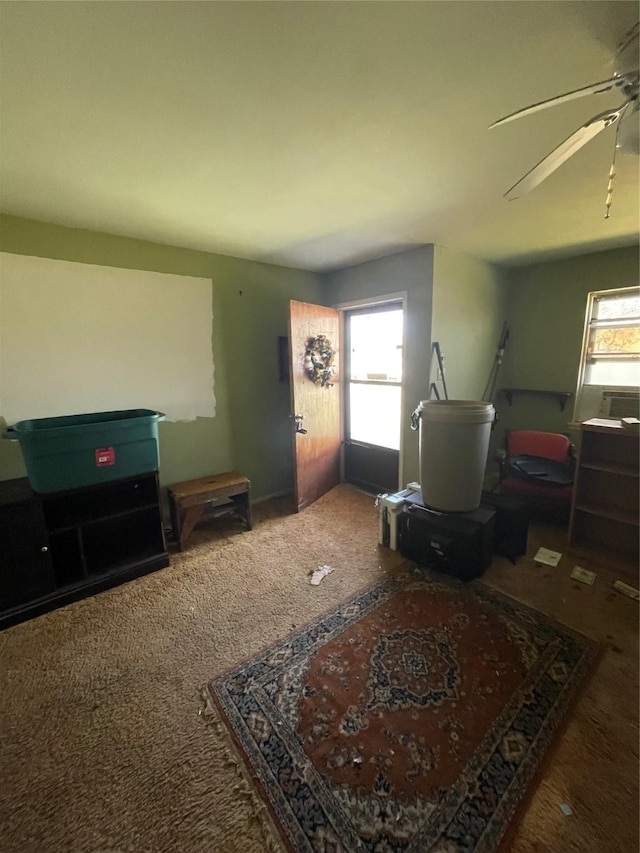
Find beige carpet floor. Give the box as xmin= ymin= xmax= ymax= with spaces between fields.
xmin=1 ymin=484 xmax=638 ymax=852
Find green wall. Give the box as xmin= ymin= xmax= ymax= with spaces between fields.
xmin=0 ymin=215 xmax=323 ymax=499
xmin=2 ymin=214 xmax=635 ymax=502
xmin=431 ymin=245 xmax=509 ymax=477
xmin=431 ymin=245 xmax=509 ymax=401
xmin=323 ymin=246 xmax=434 ymax=487
xmin=498 ymin=245 xmax=639 ymax=440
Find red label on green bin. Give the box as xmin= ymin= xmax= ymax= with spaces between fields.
xmin=95 ymin=447 xmax=116 ymax=466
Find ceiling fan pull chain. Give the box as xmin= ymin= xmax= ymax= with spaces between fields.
xmin=604 ymin=164 xmax=615 ymax=219
xmin=605 ymin=110 xmax=625 ymax=219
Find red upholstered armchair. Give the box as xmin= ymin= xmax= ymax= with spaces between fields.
xmin=498 ymin=430 xmax=575 ymax=521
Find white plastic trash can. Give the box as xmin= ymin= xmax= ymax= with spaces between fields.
xmin=414 ymin=400 xmax=495 ymax=512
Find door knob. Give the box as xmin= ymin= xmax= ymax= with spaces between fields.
xmin=293 ymin=414 xmax=307 ymax=435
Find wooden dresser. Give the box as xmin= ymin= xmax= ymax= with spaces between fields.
xmin=569 ymin=419 xmax=639 ymax=582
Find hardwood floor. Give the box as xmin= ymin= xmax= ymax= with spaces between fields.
xmin=481 ymin=519 xmax=639 ymax=853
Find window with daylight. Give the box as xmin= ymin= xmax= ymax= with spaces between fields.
xmin=573 ymin=286 xmax=640 ymax=423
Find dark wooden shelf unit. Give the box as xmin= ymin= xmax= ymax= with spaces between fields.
xmin=569 ymin=420 xmax=639 ymax=582
xmin=0 ymin=473 xmax=169 ymax=630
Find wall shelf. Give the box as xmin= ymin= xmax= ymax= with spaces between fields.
xmin=499 ymin=388 xmax=573 ymax=411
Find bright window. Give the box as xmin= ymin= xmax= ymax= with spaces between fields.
xmin=347 ymin=306 xmax=403 ymax=449
xmin=349 ymin=383 xmax=402 ymax=450
xmin=573 ymin=286 xmax=640 ymax=422
xmin=349 ymin=310 xmax=403 ymax=383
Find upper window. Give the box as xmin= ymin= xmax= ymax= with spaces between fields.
xmin=573 ymin=286 xmax=640 ymax=423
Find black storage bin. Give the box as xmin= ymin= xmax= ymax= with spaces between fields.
xmin=399 ymin=497 xmax=495 ymax=581
xmin=480 ymin=491 xmax=529 ymax=563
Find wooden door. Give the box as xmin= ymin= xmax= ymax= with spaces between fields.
xmin=288 ymin=300 xmax=341 ymax=512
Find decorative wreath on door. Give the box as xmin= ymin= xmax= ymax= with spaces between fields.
xmin=305 ymin=334 xmax=336 ymax=389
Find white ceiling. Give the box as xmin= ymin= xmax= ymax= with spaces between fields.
xmin=1 ymin=1 xmax=638 ymax=272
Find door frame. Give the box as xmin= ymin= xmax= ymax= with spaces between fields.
xmin=333 ymin=291 xmax=408 ymax=492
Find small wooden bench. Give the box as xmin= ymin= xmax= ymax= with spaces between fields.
xmin=168 ymin=471 xmax=252 ymax=551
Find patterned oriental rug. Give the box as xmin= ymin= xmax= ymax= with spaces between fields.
xmin=205 ymin=569 xmax=598 ymax=852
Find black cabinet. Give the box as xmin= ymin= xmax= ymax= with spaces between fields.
xmin=0 ymin=473 xmax=169 ymax=630
xmin=399 ymin=499 xmax=495 ymax=581
xmin=0 ymin=479 xmax=56 ymax=610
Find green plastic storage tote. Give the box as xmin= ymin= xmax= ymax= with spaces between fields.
xmin=3 ymin=409 xmax=165 ymax=494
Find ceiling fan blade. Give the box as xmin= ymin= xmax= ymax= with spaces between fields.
xmin=504 ymin=107 xmax=623 ymax=200
xmin=616 ymin=21 xmax=639 ymax=57
xmin=489 ymin=75 xmax=629 ymax=128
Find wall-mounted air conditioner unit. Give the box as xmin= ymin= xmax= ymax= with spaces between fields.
xmin=599 ymin=389 xmax=640 ymax=419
